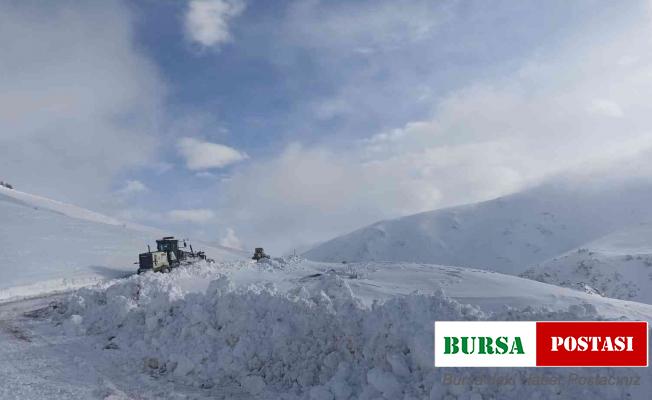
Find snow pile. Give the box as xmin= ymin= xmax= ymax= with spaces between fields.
xmin=53 ymin=269 xmax=649 ymax=399
xmin=255 ymin=255 xmax=305 ymax=272
xmin=522 ymin=250 xmax=651 ymax=302
xmin=0 ymin=276 xmax=122 ymax=303
xmin=523 ymin=224 xmax=652 ymax=304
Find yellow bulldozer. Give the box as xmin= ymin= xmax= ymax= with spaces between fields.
xmin=137 ymin=236 xmax=212 ymax=274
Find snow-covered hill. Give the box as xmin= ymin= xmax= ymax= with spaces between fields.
xmin=522 ymin=223 xmax=652 ymax=304
xmin=0 ymin=186 xmax=144 ymax=229
xmin=304 ymin=179 xmax=652 ymax=275
xmin=20 ymin=259 xmax=650 ymax=399
xmin=0 ymin=186 xmax=246 ymax=301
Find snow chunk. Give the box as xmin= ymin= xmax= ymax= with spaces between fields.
xmin=367 ymin=367 xmax=402 ymax=398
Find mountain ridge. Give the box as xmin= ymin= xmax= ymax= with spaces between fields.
xmin=304 ymin=178 xmax=652 ymax=275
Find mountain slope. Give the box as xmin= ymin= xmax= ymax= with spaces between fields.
xmin=0 ymin=186 xmax=246 ymax=301
xmin=304 ymin=179 xmax=652 ymax=274
xmin=522 ymin=223 xmax=652 ymax=304
xmin=1 ymin=186 xmax=138 ymax=228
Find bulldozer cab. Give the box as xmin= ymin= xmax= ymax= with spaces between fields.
xmin=157 ymin=236 xmax=184 ymax=265
xmin=252 ymin=247 xmax=270 ymax=261
xmin=156 ymin=237 xmax=179 ymax=254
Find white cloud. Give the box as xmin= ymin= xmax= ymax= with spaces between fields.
xmin=195 ymin=171 xmax=217 ymax=179
xmin=587 ymin=99 xmax=624 ymax=118
xmin=285 ymin=0 xmax=446 ymax=53
xmin=178 ymin=137 xmax=248 ymax=170
xmin=116 ymin=180 xmax=148 ymax=196
xmin=213 ymin=11 xmax=652 ymax=253
xmin=281 ymin=0 xmax=453 ymax=124
xmin=184 ymin=0 xmax=245 ymax=48
xmin=0 ymin=2 xmax=163 ymax=208
xmin=219 ymin=227 xmax=243 ymax=249
xmin=168 ymin=209 xmax=216 ymax=223
xmin=217 ymin=143 xmax=446 ymax=253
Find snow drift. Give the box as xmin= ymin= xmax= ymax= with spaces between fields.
xmin=52 ymin=260 xmax=652 ymax=399
xmin=523 ymin=223 xmax=652 ymax=304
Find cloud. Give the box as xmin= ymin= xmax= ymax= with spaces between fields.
xmin=587 ymin=99 xmax=624 ymax=118
xmin=278 ymin=0 xmax=453 ymax=128
xmin=0 ymin=2 xmax=163 ymax=208
xmin=285 ymin=0 xmax=446 ymax=53
xmin=168 ymin=209 xmax=216 ymax=223
xmin=116 ymin=180 xmax=148 ymax=197
xmin=216 ymin=143 xmax=444 ymax=253
xmin=178 ymin=137 xmax=248 ymax=170
xmin=219 ymin=227 xmax=243 ymax=249
xmin=184 ymin=0 xmax=245 ymax=48
xmin=212 ymin=7 xmax=652 ymax=253
xmin=195 ymin=171 xmax=217 ymax=179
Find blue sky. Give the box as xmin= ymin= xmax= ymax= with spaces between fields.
xmin=2 ymin=0 xmax=652 ymax=253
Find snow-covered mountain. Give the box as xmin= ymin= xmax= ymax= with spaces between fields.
xmin=304 ymin=179 xmax=652 ymax=275
xmin=0 ymin=186 xmax=246 ymax=301
xmin=522 ymin=223 xmax=652 ymax=304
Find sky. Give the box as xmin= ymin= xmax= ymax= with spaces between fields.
xmin=2 ymin=0 xmax=652 ymax=254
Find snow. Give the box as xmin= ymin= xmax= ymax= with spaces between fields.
xmin=1 ymin=186 xmax=138 ymax=228
xmin=0 ymin=186 xmax=246 ymax=302
xmin=522 ymin=223 xmax=652 ymax=304
xmin=22 ymin=258 xmax=651 ymax=399
xmin=304 ymin=180 xmax=652 ymax=275
xmin=2 ymin=185 xmax=652 ymax=398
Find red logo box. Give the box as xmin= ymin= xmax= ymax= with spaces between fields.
xmin=536 ymin=321 xmax=648 ymax=367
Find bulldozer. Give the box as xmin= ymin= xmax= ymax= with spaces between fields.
xmin=252 ymin=247 xmax=270 ymax=262
xmin=137 ymin=236 xmax=213 ymax=274
xmin=138 ymin=248 xmax=173 ymax=274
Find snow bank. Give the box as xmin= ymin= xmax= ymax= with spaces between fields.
xmin=54 ymin=268 xmax=649 ymax=399
xmin=523 ymin=224 xmax=652 ymax=304
xmin=0 ymin=276 xmax=111 ymax=303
